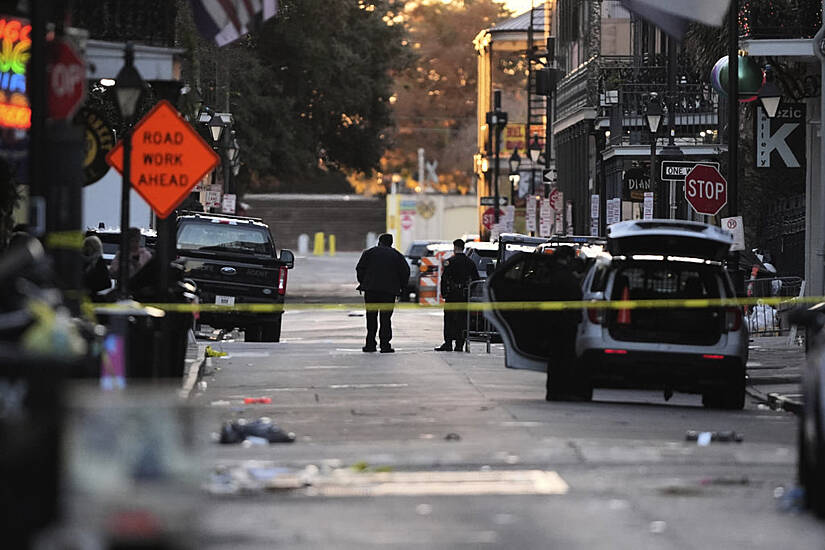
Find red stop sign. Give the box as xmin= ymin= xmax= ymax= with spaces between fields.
xmin=481 ymin=207 xmax=503 ymax=230
xmin=47 ymin=40 xmax=86 ymax=120
xmin=685 ymin=164 xmax=727 ymax=216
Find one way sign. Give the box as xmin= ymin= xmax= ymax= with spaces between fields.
xmin=756 ymin=102 xmax=805 ymax=169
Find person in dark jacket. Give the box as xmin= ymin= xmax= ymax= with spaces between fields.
xmin=81 ymin=235 xmax=112 ymax=294
xmin=542 ymin=246 xmax=587 ymax=401
xmin=435 ymin=239 xmax=480 ymax=352
xmin=356 ymin=233 xmax=411 ymax=353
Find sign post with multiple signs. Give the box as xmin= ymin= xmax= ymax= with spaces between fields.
xmin=106 ymin=100 xmax=221 ymax=218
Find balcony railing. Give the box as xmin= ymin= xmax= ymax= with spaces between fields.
xmin=740 ymin=0 xmax=822 ymax=40
xmin=601 ymin=83 xmax=721 ymax=148
xmin=72 ymin=0 xmax=179 ymax=48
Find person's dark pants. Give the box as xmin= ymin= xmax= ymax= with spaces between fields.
xmin=364 ymin=291 xmax=396 ymax=349
xmin=443 ymin=298 xmax=468 ymax=348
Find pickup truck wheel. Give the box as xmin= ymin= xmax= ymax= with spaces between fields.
xmin=260 ymin=318 xmax=282 ymax=342
xmin=244 ymin=326 xmax=263 ymax=342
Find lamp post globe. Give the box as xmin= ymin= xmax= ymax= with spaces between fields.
xmin=508 ymin=148 xmax=520 ymax=174
xmin=114 ymin=44 xmax=145 ymax=121
xmin=645 ymin=92 xmax=663 ymax=135
xmin=758 ymin=65 xmax=782 ymax=119
xmin=529 ymin=134 xmax=541 ymax=164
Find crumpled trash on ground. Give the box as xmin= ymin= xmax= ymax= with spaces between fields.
xmin=205 ymin=345 xmax=228 ymax=357
xmin=685 ymin=430 xmax=744 ymax=444
xmin=775 ymin=485 xmax=806 ymax=513
xmin=747 ymin=303 xmax=777 ymax=332
xmin=205 ymin=462 xmax=301 ymax=495
xmin=218 ymin=417 xmax=295 ymax=444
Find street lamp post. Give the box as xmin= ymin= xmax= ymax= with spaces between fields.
xmin=209 ymin=112 xmax=234 ymax=197
xmin=758 ymin=65 xmax=782 ymax=119
xmin=114 ymin=43 xmax=145 ymax=295
xmin=508 ymin=148 xmax=521 ymax=206
xmin=645 ymin=93 xmax=663 ymax=219
xmin=528 ymin=134 xmax=541 ymax=195
xmin=486 ymin=90 xmax=508 ymax=223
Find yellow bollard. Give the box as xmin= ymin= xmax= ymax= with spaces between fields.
xmin=328 ymin=234 xmax=336 ymax=256
xmin=313 ymin=232 xmax=325 ymax=255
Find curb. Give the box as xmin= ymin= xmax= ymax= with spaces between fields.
xmin=746 ymin=374 xmax=802 ymax=385
xmin=179 ymin=331 xmax=207 ymax=399
xmin=745 ymin=385 xmax=804 ymax=415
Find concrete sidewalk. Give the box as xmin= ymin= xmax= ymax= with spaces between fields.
xmin=746 ymin=335 xmax=805 ymax=413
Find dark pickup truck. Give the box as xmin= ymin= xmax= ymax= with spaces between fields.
xmin=176 ymin=212 xmax=294 ymax=342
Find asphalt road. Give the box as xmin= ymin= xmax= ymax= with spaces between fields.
xmin=190 ymin=253 xmax=825 ymax=549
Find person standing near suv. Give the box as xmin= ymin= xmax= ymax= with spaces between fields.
xmin=435 ymin=239 xmax=479 ymax=352
xmin=356 ymin=233 xmax=411 ymax=353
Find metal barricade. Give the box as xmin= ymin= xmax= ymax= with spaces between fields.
xmin=745 ymin=276 xmax=804 ymax=336
xmin=464 ymin=279 xmax=495 ymax=353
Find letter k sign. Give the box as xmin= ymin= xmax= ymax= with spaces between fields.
xmin=757 ymin=109 xmax=800 ymax=168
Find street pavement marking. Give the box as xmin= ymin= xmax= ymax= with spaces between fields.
xmin=306 ymin=470 xmax=568 ymax=497
xmin=328 ymin=383 xmax=409 ymax=389
xmin=304 ymin=365 xmax=354 ymax=370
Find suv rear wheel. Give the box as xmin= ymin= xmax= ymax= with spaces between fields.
xmin=701 ymin=363 xmax=746 ymax=409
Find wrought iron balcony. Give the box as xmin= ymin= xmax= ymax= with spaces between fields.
xmin=72 ymin=0 xmax=178 ymax=48
xmin=740 ymin=0 xmax=822 ymax=40
xmin=599 ymin=83 xmax=721 ymax=148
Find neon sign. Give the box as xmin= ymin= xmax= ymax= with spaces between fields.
xmin=0 ymin=17 xmax=31 ymax=129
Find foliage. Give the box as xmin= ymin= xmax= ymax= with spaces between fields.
xmin=178 ymin=0 xmax=409 ymax=194
xmin=684 ymin=5 xmax=808 ymax=252
xmin=374 ymin=0 xmax=513 ymax=195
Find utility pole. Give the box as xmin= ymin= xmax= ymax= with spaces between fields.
xmin=727 ymin=0 xmax=743 ymax=294
xmin=810 ymin=0 xmax=825 ymax=297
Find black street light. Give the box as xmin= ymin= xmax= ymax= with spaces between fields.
xmin=509 ymin=148 xmax=521 ymax=205
xmin=209 ymin=112 xmax=235 ymax=196
xmin=485 ymin=90 xmax=508 ymax=223
xmin=528 ymin=134 xmax=541 ymax=195
xmin=114 ymin=42 xmax=145 ymax=295
xmin=646 ymin=93 xmax=663 ymax=219
xmin=759 ymin=64 xmax=782 ymax=119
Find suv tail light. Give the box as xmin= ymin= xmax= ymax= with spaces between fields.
xmin=587 ymin=307 xmax=604 ymax=324
xmin=278 ymin=266 xmax=288 ymax=295
xmin=724 ymin=307 xmax=742 ymax=332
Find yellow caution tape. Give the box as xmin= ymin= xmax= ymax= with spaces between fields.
xmin=45 ymin=230 xmax=85 ymax=250
xmin=86 ymin=295 xmax=825 ymax=314
xmin=205 ymin=345 xmax=228 ymax=357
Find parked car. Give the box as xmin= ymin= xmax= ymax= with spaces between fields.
xmin=485 ymin=219 xmax=748 ymax=409
xmin=464 ymin=241 xmax=498 ymax=279
xmin=401 ymin=240 xmax=449 ymax=301
xmin=175 ymin=212 xmax=294 ymax=342
xmin=790 ymin=304 xmax=825 ymax=517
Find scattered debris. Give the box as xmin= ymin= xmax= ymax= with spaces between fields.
xmin=685 ymin=430 xmax=744 ymax=444
xmin=415 ymin=504 xmax=433 ymax=516
xmin=196 ymin=381 xmax=207 ymax=392
xmin=350 ymin=461 xmax=393 ymax=473
xmin=775 ymin=485 xmax=806 ymax=513
xmin=347 ymin=311 xmax=365 ymax=317
xmin=205 ymin=346 xmax=228 ymax=358
xmin=210 ymin=400 xmax=231 ymax=407
xmin=243 ymin=397 xmax=272 ymax=404
xmin=649 ymin=521 xmax=667 ymax=534
xmin=444 ymin=432 xmax=461 ymax=442
xmin=218 ymin=417 xmax=295 ymax=445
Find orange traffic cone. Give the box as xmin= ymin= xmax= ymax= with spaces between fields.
xmin=617 ymin=285 xmax=631 ymax=325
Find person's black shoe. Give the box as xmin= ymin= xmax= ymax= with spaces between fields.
xmin=434 ymin=343 xmax=453 ymax=351
xmin=362 ymin=346 xmax=377 ymax=352
xmin=379 ymin=347 xmax=395 ymax=353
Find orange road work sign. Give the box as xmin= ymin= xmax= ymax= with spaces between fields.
xmin=106 ymin=100 xmax=220 ymax=219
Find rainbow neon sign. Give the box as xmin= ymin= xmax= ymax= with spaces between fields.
xmin=0 ymin=17 xmax=31 ymax=129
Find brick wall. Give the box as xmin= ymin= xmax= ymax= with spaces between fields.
xmin=244 ymin=194 xmax=385 ymax=252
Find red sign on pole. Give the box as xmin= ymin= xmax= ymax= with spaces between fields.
xmin=481 ymin=207 xmax=503 ymax=230
xmin=106 ymin=100 xmax=220 ymax=219
xmin=685 ymin=164 xmax=727 ymax=216
xmin=47 ymin=40 xmax=86 ymax=120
